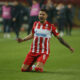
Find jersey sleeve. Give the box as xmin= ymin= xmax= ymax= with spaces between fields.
xmin=32 ymin=21 xmax=37 ymax=34
xmin=51 ymin=24 xmax=59 ymax=37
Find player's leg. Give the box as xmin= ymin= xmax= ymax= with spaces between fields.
xmin=27 ymin=17 xmax=33 ymax=35
xmin=3 ymin=19 xmax=7 ymax=38
xmin=21 ymin=64 xmax=30 ymax=72
xmin=35 ymin=54 xmax=49 ymax=72
xmin=7 ymin=19 xmax=11 ymax=38
xmin=21 ymin=53 xmax=36 ymax=72
xmin=12 ymin=22 xmax=18 ymax=38
xmin=69 ymin=20 xmax=73 ymax=35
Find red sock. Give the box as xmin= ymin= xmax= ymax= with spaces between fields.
xmin=35 ymin=67 xmax=43 ymax=72
xmin=21 ymin=67 xmax=32 ymax=72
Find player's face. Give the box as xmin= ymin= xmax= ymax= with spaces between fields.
xmin=38 ymin=11 xmax=48 ymax=23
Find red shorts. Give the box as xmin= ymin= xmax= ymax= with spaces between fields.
xmin=23 ymin=52 xmax=49 ymax=65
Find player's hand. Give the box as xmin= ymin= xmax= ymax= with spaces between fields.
xmin=16 ymin=38 xmax=24 ymax=43
xmin=69 ymin=47 xmax=74 ymax=53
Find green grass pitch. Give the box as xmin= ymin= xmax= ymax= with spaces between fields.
xmin=0 ymin=29 xmax=80 ymax=80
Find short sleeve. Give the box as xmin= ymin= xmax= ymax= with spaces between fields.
xmin=32 ymin=21 xmax=37 ymax=34
xmin=51 ymin=24 xmax=59 ymax=37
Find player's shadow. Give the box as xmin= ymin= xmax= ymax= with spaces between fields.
xmin=30 ymin=71 xmax=79 ymax=75
xmin=43 ymin=71 xmax=78 ymax=75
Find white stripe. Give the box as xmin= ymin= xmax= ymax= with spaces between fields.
xmin=32 ymin=37 xmax=36 ymax=53
xmin=40 ymin=25 xmax=43 ymax=29
xmin=36 ymin=37 xmax=40 ymax=53
xmin=32 ymin=23 xmax=39 ymax=53
xmin=41 ymin=38 xmax=45 ymax=53
xmin=36 ymin=23 xmax=39 ymax=29
xmin=46 ymin=38 xmax=49 ymax=54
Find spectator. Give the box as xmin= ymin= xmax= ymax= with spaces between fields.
xmin=2 ymin=1 xmax=12 ymax=38
xmin=27 ymin=0 xmax=40 ymax=35
xmin=12 ymin=0 xmax=24 ymax=39
xmin=56 ymin=3 xmax=65 ymax=37
xmin=65 ymin=4 xmax=73 ymax=36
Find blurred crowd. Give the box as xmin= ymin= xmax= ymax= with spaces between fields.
xmin=0 ymin=0 xmax=74 ymax=38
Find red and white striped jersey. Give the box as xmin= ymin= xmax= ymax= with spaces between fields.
xmin=30 ymin=21 xmax=59 ymax=55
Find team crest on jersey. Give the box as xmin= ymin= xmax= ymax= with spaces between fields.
xmin=45 ymin=24 xmax=48 ymax=28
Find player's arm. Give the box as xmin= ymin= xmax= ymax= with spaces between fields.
xmin=17 ymin=32 xmax=34 ymax=43
xmin=56 ymin=35 xmax=74 ymax=53
xmin=51 ymin=24 xmax=74 ymax=53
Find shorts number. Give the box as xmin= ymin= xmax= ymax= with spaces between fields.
xmin=43 ymin=54 xmax=46 ymax=60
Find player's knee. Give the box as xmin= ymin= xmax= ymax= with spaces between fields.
xmin=21 ymin=68 xmax=27 ymax=72
xmin=35 ymin=67 xmax=43 ymax=72
xmin=21 ymin=64 xmax=29 ymax=72
xmin=21 ymin=64 xmax=29 ymax=70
